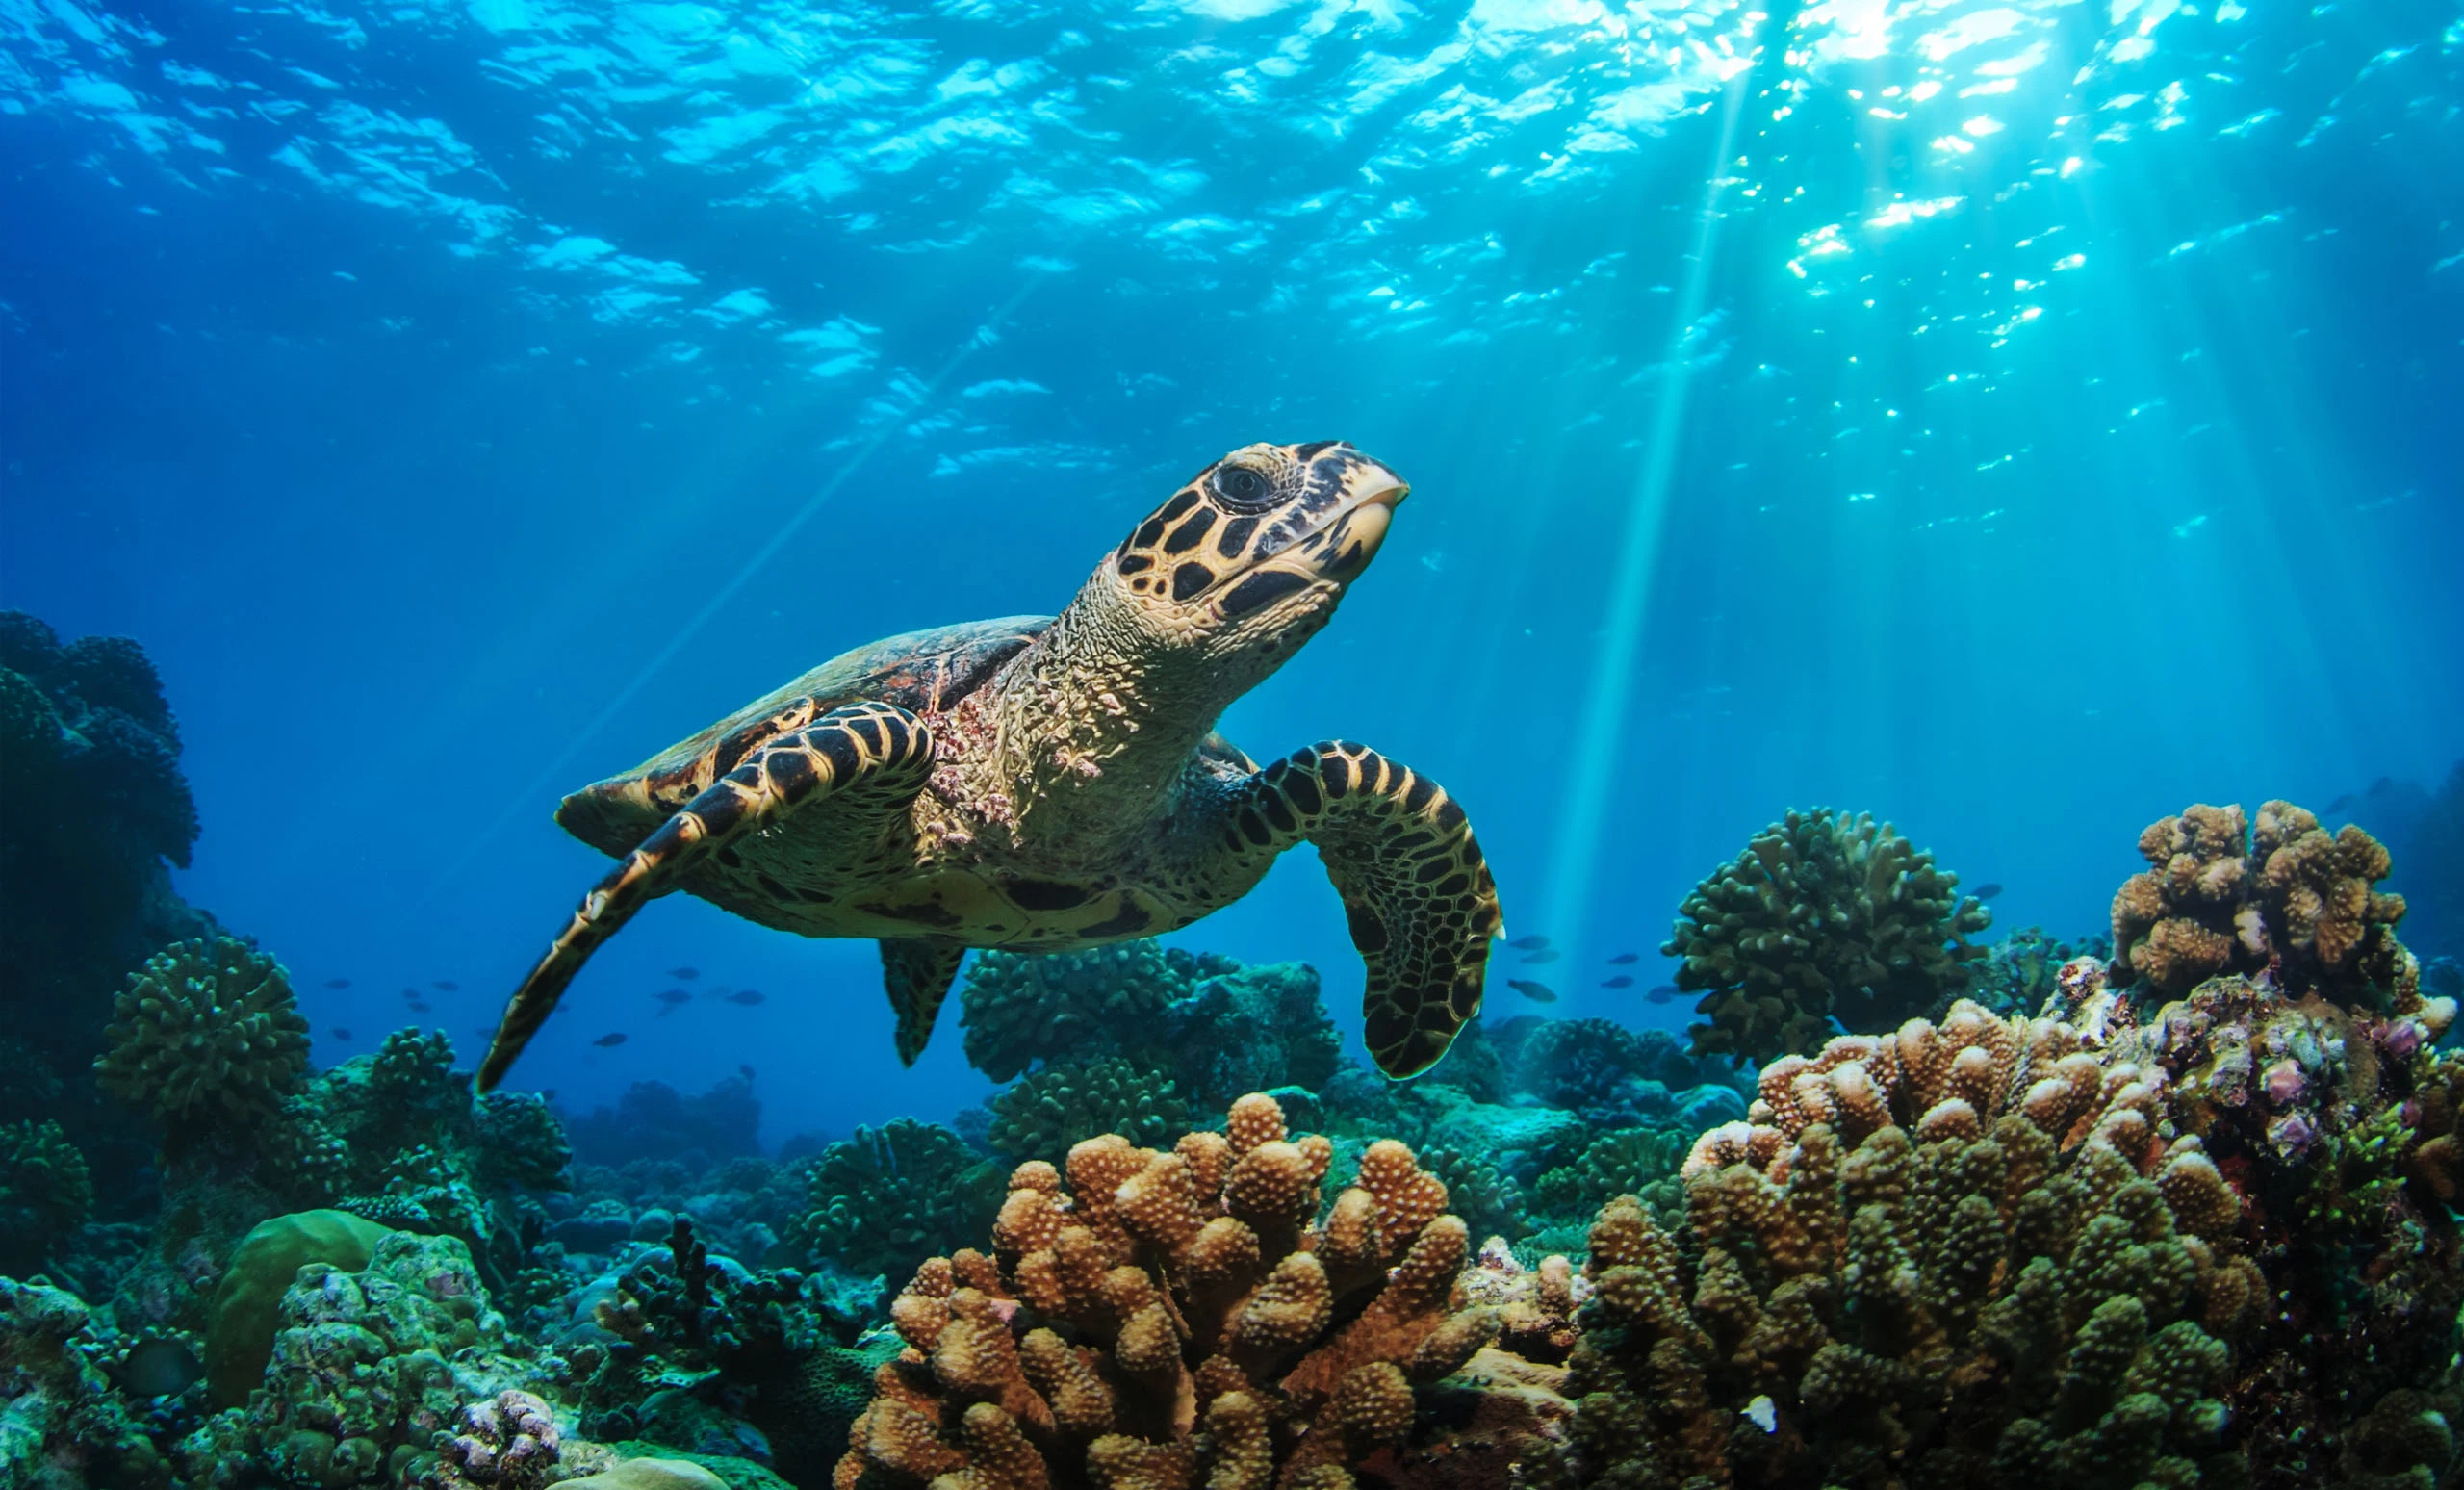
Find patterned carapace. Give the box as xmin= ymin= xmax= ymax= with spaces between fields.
xmin=476 ymin=441 xmax=1503 ymax=1093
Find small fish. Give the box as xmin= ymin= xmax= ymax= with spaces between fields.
xmin=654 ymin=989 xmax=693 ymax=1007
xmin=1506 ymin=979 xmax=1559 ymax=1003
xmin=1519 ymin=948 xmax=1562 ymax=964
xmin=1506 ymin=935 xmax=1552 ymax=951
xmin=738 ymin=1064 xmax=757 ymax=1081
xmin=322 ymin=978 xmax=351 ymax=989
xmin=407 ymin=999 xmax=432 ymax=1013
xmin=399 ymin=988 xmax=419 ymax=999
xmin=330 ymin=1027 xmax=352 ymax=1040
xmin=1607 ymin=952 xmax=1639 ymax=964
xmin=592 ymin=1032 xmax=629 ymax=1048
xmin=433 ymin=980 xmax=459 ymax=991
xmin=1972 ymin=883 xmax=2004 ymax=901
xmin=1644 ymin=985 xmax=1680 ymax=1004
xmin=724 ymin=989 xmax=766 ymax=1006
xmin=668 ymin=966 xmax=701 ymax=980
xmin=1602 ymin=975 xmax=1635 ymax=989
xmin=118 ymin=1338 xmax=203 ymax=1400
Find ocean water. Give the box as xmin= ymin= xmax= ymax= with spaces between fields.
xmin=4 ymin=0 xmax=2459 ymax=1153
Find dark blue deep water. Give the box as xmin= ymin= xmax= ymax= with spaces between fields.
xmin=4 ymin=0 xmax=2459 ymax=1145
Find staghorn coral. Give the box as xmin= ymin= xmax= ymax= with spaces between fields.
xmin=959 ymin=942 xmax=1338 ymax=1106
xmin=1665 ymin=809 xmax=1992 ymax=1064
xmin=834 ymin=1092 xmax=1500 ymax=1490
xmin=2111 ymin=800 xmax=2420 ymax=1009
xmin=95 ymin=938 xmax=310 ymax=1135
xmin=988 ymin=1055 xmax=1194 ymax=1164
xmin=0 ymin=1117 xmax=94 ymax=1275
xmin=802 ymin=1119 xmax=1008 ymax=1284
xmin=1542 ymin=1006 xmax=2265 ymax=1488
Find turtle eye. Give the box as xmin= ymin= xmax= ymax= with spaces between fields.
xmin=1212 ymin=464 xmax=1273 ymax=509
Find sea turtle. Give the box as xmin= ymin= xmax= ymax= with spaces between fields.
xmin=475 ymin=441 xmax=1502 ymax=1092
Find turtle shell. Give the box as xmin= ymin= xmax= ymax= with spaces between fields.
xmin=557 ymin=615 xmax=1049 ymax=855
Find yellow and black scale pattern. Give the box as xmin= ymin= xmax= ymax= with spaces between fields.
xmin=477 ymin=440 xmax=1503 ymax=1092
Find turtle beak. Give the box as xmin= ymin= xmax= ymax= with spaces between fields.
xmin=1314 ymin=455 xmax=1408 ymax=579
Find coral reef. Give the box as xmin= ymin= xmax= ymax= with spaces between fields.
xmin=0 ymin=1274 xmax=170 ymax=1488
xmin=0 ymin=1118 xmax=95 ymax=1276
xmin=1965 ymin=926 xmax=2102 ymax=1020
xmin=94 ymin=938 xmax=312 ymax=1137
xmin=986 ymin=1057 xmax=1194 ymax=1165
xmin=569 ymin=1078 xmax=765 ymax=1169
xmin=799 ymin=1120 xmax=1006 ymax=1285
xmin=834 ymin=1092 xmax=1500 ymax=1490
xmin=1664 ymin=809 xmax=1992 ymax=1064
xmin=1546 ymin=1001 xmax=2265 ymax=1487
xmin=0 ymin=614 xmax=216 ymax=1203
xmin=1507 ymin=1017 xmax=1744 ymax=1129
xmin=2111 ymin=800 xmax=2418 ymax=1007
xmin=203 ymin=1208 xmax=396 ymax=1408
xmin=959 ymin=942 xmax=1338 ymax=1105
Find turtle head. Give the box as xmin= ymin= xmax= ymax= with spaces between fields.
xmin=1104 ymin=440 xmax=1407 ymax=664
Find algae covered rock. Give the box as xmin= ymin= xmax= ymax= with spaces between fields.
xmin=1666 ymin=808 xmax=1991 ymax=1063
xmin=203 ymin=1207 xmax=394 ymax=1407
xmin=96 ymin=937 xmax=311 ymax=1133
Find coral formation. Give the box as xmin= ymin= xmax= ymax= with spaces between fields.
xmin=94 ymin=938 xmax=310 ymax=1137
xmin=1664 ymin=809 xmax=1992 ymax=1064
xmin=0 ymin=614 xmax=215 ymax=1197
xmin=834 ymin=1092 xmax=1499 ymax=1490
xmin=2111 ymin=800 xmax=2419 ymax=1007
xmin=569 ymin=1078 xmax=765 ymax=1169
xmin=986 ymin=1056 xmax=1194 ymax=1164
xmin=800 ymin=1120 xmax=1007 ymax=1284
xmin=959 ymin=942 xmax=1338 ymax=1105
xmin=0 ymin=1118 xmax=95 ymax=1276
xmin=1547 ymin=1002 xmax=2265 ymax=1487
xmin=203 ymin=1208 xmax=397 ymax=1408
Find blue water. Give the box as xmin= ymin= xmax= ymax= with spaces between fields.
xmin=3 ymin=0 xmax=2458 ymax=1146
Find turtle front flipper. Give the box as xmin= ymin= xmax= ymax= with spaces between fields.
xmin=477 ymin=701 xmax=937 ymax=1092
xmin=1222 ymin=741 xmax=1502 ymax=1078
xmin=880 ymin=938 xmax=967 ymax=1066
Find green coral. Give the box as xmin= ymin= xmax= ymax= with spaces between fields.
xmin=1417 ymin=1143 xmax=1528 ymax=1242
xmin=179 ymin=1228 xmax=538 ymax=1485
xmin=95 ymin=937 xmax=310 ymax=1131
xmin=203 ymin=1208 xmax=395 ymax=1408
xmin=1666 ymin=808 xmax=1992 ymax=1064
xmin=957 ymin=940 xmax=1337 ymax=1105
xmin=0 ymin=1118 xmax=93 ymax=1274
xmin=1532 ymin=1124 xmax=1690 ymax=1220
xmin=986 ymin=1054 xmax=1193 ymax=1163
xmin=799 ymin=1119 xmax=1004 ymax=1283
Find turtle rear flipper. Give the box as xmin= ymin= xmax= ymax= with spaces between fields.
xmin=880 ymin=938 xmax=966 ymax=1065
xmin=1227 ymin=741 xmax=1502 ymax=1078
xmin=477 ymin=701 xmax=936 ymax=1092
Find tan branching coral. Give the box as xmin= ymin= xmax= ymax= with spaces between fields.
xmin=1545 ymin=1017 xmax=2267 ymax=1488
xmin=836 ymin=1094 xmax=1499 ymax=1490
xmin=2112 ymin=800 xmax=2419 ymax=1007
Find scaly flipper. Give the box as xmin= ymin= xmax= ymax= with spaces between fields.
xmin=478 ymin=701 xmax=936 ymax=1092
xmin=880 ymin=938 xmax=967 ymax=1066
xmin=1221 ymin=741 xmax=1502 ymax=1077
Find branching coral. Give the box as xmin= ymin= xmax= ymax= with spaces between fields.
xmin=988 ymin=1056 xmax=1194 ymax=1164
xmin=95 ymin=938 xmax=310 ymax=1134
xmin=834 ymin=1092 xmax=1500 ymax=1490
xmin=0 ymin=1118 xmax=94 ymax=1275
xmin=2111 ymin=800 xmax=2420 ymax=1008
xmin=1531 ymin=1126 xmax=1691 ymax=1224
xmin=1665 ymin=809 xmax=1992 ymax=1064
xmin=802 ymin=1120 xmax=1007 ymax=1284
xmin=1543 ymin=1004 xmax=2263 ymax=1488
xmin=959 ymin=942 xmax=1336 ymax=1106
